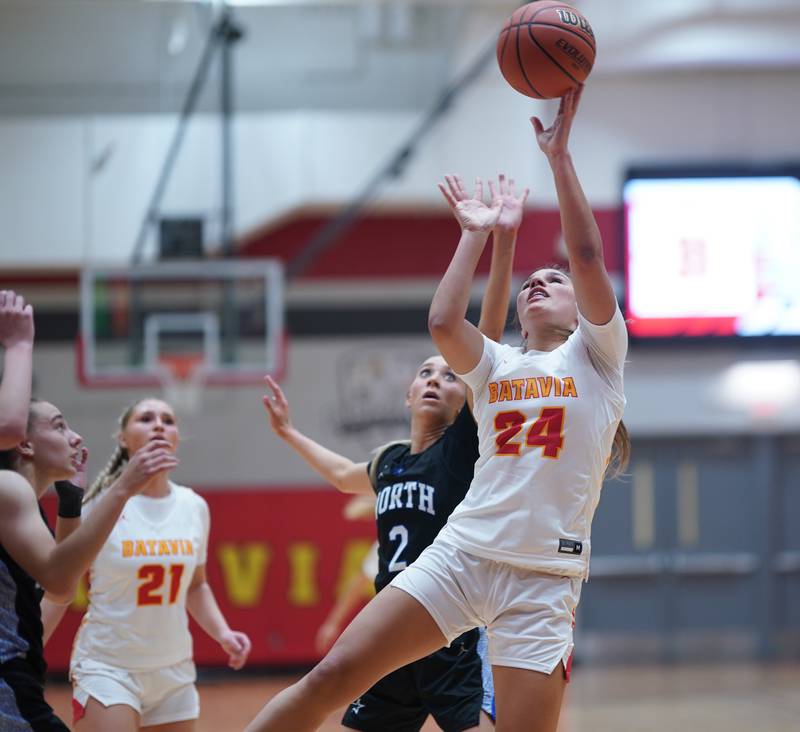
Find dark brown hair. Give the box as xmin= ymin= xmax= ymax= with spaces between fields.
xmin=0 ymin=399 xmax=44 ymax=471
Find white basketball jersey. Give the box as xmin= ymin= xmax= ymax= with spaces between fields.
xmin=439 ymin=307 xmax=627 ymax=580
xmin=70 ymin=482 xmax=209 ymax=671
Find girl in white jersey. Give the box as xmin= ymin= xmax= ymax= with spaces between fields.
xmin=245 ymin=85 xmax=629 ymax=732
xmin=70 ymin=398 xmax=252 ymax=732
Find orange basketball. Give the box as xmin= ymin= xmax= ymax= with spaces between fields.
xmin=496 ymin=1 xmax=596 ymax=100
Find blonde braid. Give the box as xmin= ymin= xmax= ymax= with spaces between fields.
xmin=83 ymin=400 xmax=141 ymax=503
xmin=84 ymin=444 xmax=129 ymax=503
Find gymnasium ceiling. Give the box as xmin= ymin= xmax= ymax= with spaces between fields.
xmin=0 ymin=0 xmax=799 ymax=115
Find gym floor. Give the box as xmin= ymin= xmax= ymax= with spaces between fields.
xmin=45 ymin=662 xmax=800 ymax=731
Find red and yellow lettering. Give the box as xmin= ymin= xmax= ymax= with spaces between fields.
xmin=488 ymin=382 xmax=499 ymax=403
xmin=526 ymin=407 xmax=566 ymax=459
xmin=217 ymin=543 xmax=271 ymax=608
xmin=137 ymin=565 xmax=165 ymax=606
xmin=511 ymin=379 xmax=525 ymax=400
xmin=288 ymin=543 xmax=319 ymax=607
xmin=494 ymin=410 xmax=525 ymax=456
xmin=562 ymin=377 xmax=577 ymax=398
xmin=136 ymin=563 xmax=186 ymax=606
xmin=122 ymin=540 xmax=133 ymax=558
xmin=498 ymin=380 xmax=513 ymax=402
xmin=524 ymin=378 xmax=539 ymax=399
xmin=537 ymin=376 xmax=553 ymax=397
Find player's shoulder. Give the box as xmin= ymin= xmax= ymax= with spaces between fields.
xmin=0 ymin=469 xmax=37 ymax=510
xmin=170 ymin=482 xmax=208 ymax=511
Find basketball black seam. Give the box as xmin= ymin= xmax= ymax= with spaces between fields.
xmin=514 ymin=24 xmax=546 ymax=99
xmin=527 ymin=24 xmax=581 ymax=87
xmin=498 ymin=23 xmax=512 ymax=63
xmin=509 ymin=20 xmax=596 ymax=54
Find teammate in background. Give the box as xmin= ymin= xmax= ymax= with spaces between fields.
xmin=315 ymin=497 xmax=377 ymax=654
xmin=0 ymin=399 xmax=177 ymax=731
xmin=70 ymin=398 xmax=252 ymax=732
xmin=0 ymin=290 xmax=34 ymax=449
xmin=260 ymin=177 xmax=527 ymax=732
xmin=246 ymin=86 xmax=629 ymax=732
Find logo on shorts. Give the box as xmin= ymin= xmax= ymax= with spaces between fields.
xmin=558 ymin=538 xmax=583 ymax=555
xmin=350 ymin=698 xmax=365 ymax=715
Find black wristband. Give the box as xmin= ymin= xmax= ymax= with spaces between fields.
xmin=54 ymin=481 xmax=83 ymax=519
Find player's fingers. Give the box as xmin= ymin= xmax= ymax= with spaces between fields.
xmin=521 ymin=187 xmax=531 ymax=205
xmin=437 ymin=183 xmax=457 ymax=209
xmin=498 ymin=173 xmax=508 ymax=196
xmin=530 ymin=117 xmax=544 ymax=136
xmin=487 ymin=178 xmax=497 ymax=201
xmin=474 ymin=177 xmax=483 ymax=202
xmin=445 ymin=174 xmax=462 ymax=201
xmin=452 ymin=174 xmax=468 ymax=198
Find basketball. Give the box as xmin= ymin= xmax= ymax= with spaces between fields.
xmin=496 ymin=1 xmax=596 ymax=100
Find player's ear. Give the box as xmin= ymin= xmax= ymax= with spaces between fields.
xmin=15 ymin=440 xmax=34 ymax=460
xmin=405 ymin=390 xmax=412 ymax=409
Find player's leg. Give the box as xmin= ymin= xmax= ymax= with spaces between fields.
xmin=244 ymin=586 xmax=447 ymax=732
xmin=485 ymin=570 xmax=580 ymax=732
xmin=74 ymin=697 xmax=140 ymax=732
xmin=491 ymin=665 xmax=565 ymax=732
xmin=72 ymin=663 xmax=143 ymax=732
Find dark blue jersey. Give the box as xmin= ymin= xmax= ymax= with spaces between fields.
xmin=0 ymin=506 xmax=48 ymax=682
xmin=368 ymin=405 xmax=478 ymax=592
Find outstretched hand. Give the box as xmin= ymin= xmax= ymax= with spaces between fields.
xmin=531 ymin=84 xmax=584 ymax=159
xmin=262 ymin=375 xmax=292 ymax=438
xmin=490 ymin=174 xmax=530 ymax=235
xmin=0 ymin=290 xmax=34 ymax=349
xmin=438 ymin=175 xmax=502 ymax=233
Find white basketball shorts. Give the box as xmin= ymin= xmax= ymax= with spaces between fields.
xmin=391 ymin=536 xmax=582 ymax=675
xmin=71 ymin=657 xmax=199 ymax=727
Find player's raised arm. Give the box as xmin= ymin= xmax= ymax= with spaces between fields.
xmin=479 ymin=174 xmax=529 ymax=342
xmin=531 ymin=85 xmax=617 ymax=326
xmin=262 ymin=376 xmax=372 ymax=495
xmin=429 ymin=175 xmax=502 ymax=375
xmin=0 ymin=291 xmax=34 ymax=448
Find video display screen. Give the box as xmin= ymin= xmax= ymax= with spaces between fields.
xmin=623 ymin=170 xmax=800 ymax=339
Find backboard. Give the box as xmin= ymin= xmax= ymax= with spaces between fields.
xmin=78 ymin=259 xmax=284 ymax=388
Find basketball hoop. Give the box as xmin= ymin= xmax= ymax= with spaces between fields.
xmin=157 ymin=354 xmax=206 ymax=415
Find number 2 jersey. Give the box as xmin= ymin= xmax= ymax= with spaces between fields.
xmin=369 ymin=405 xmax=479 ymax=592
xmin=438 ymin=307 xmax=627 ymax=580
xmin=70 ymin=482 xmax=209 ymax=671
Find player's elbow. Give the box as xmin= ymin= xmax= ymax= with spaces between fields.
xmin=428 ymin=312 xmax=458 ymax=340
xmin=38 ymin=568 xmax=78 ymax=599
xmin=44 ymin=589 xmax=76 ymax=605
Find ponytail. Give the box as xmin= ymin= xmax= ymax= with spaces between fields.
xmin=606 ymin=419 xmax=631 ymax=480
xmin=83 ymin=398 xmax=144 ymax=503
xmin=83 ymin=443 xmax=128 ymax=503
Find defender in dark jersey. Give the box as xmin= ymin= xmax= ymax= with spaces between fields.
xmin=0 ymin=400 xmax=178 ymax=731
xmin=258 ymin=174 xmax=528 ymax=732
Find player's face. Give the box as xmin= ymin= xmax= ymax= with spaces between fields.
xmin=26 ymin=401 xmax=84 ymax=481
xmin=120 ymin=399 xmax=180 ymax=456
xmin=516 ymin=268 xmax=578 ymax=338
xmin=406 ymin=356 xmax=466 ymax=423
